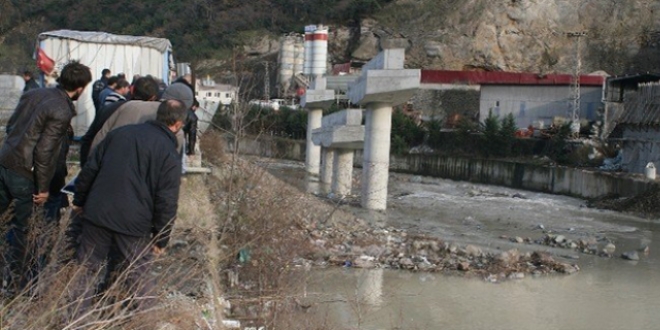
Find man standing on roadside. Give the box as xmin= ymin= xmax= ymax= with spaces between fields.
xmin=22 ymin=70 xmax=40 ymax=93
xmin=92 ymin=68 xmax=111 ymax=113
xmin=72 ymin=99 xmax=186 ymax=311
xmin=0 ymin=61 xmax=92 ymax=288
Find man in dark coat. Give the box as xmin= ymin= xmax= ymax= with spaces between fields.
xmin=22 ymin=70 xmax=40 ymax=93
xmin=72 ymin=99 xmax=186 ymax=312
xmin=0 ymin=61 xmax=91 ymax=288
xmin=79 ymin=76 xmax=160 ymax=167
xmin=184 ymin=100 xmax=199 ymax=157
xmin=92 ymin=68 xmax=111 ymax=113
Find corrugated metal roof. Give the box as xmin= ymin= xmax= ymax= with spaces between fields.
xmin=618 ymin=83 xmax=660 ymax=126
xmin=421 ymin=70 xmax=605 ymax=86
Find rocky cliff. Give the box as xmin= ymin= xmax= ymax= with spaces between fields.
xmin=245 ymin=0 xmax=659 ymax=75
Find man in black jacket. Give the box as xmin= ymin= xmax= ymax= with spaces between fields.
xmin=0 ymin=61 xmax=91 ymax=288
xmin=184 ymin=100 xmax=199 ymax=158
xmin=92 ymin=68 xmax=111 ymax=114
xmin=22 ymin=70 xmax=40 ymax=93
xmin=79 ymin=76 xmax=159 ymax=167
xmin=72 ymin=99 xmax=186 ymax=311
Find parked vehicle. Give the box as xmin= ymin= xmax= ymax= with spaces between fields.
xmin=36 ymin=30 xmax=175 ymax=137
xmin=248 ymin=98 xmax=300 ymax=111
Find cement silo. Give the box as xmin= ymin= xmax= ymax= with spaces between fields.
xmin=278 ymin=36 xmax=295 ymax=96
xmin=303 ymin=26 xmax=314 ymax=76
xmin=294 ymin=40 xmax=304 ymax=76
xmin=311 ymin=26 xmax=328 ymax=76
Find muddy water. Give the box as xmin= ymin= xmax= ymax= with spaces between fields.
xmin=256 ymin=158 xmax=660 ymax=330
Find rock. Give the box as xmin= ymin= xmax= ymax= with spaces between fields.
xmin=351 ymin=32 xmax=380 ymax=61
xmin=243 ymin=36 xmax=278 ymax=56
xmin=537 ymin=224 xmax=545 ymax=230
xmin=638 ymin=245 xmax=650 ymax=255
xmin=531 ymin=252 xmax=554 ymax=264
xmin=399 ymin=257 xmax=414 ymax=268
xmin=621 ymin=251 xmax=640 ymax=261
xmin=603 ymin=243 xmax=616 ymax=255
xmin=508 ymin=272 xmax=525 ymax=280
xmin=496 ymin=249 xmax=519 ymax=265
xmin=568 ymin=242 xmax=578 ymax=249
xmin=410 ymin=175 xmax=423 ymax=183
xmin=512 ymin=193 xmax=526 ymax=199
xmin=512 ymin=236 xmax=524 ymax=244
xmin=554 ymin=235 xmax=566 ymax=244
xmin=380 ymin=37 xmax=411 ymax=50
xmin=558 ymin=263 xmax=578 ymax=274
xmin=499 ymin=235 xmax=509 ymax=240
xmin=424 ymin=41 xmax=446 ymax=57
xmin=447 ymin=244 xmax=458 ymax=253
xmin=458 ymin=262 xmax=471 ymax=271
xmin=465 ymin=245 xmax=482 ymax=257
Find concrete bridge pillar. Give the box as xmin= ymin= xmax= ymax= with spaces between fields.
xmin=361 ymin=102 xmax=393 ymax=210
xmin=320 ymin=147 xmax=335 ymax=184
xmin=301 ymin=77 xmax=335 ymax=176
xmin=305 ymin=109 xmax=322 ymax=175
xmin=332 ymin=148 xmax=355 ymax=196
xmin=346 ymin=48 xmax=421 ymax=210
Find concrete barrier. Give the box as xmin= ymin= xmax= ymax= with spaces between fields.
xmin=0 ymin=75 xmax=23 ymax=120
xmin=230 ymin=135 xmax=658 ymax=199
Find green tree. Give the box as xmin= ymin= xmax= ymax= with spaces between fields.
xmin=482 ymin=110 xmax=500 ymax=156
xmin=499 ymin=113 xmax=517 ymax=156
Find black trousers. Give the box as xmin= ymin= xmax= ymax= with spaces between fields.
xmin=73 ymin=221 xmax=156 ymax=313
xmin=0 ymin=165 xmax=36 ymax=287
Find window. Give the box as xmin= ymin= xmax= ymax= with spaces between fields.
xmin=215 ymin=92 xmax=221 ymax=97
xmin=206 ymin=92 xmax=212 ymax=97
xmin=226 ymin=93 xmax=231 ymax=98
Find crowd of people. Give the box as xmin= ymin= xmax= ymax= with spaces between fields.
xmin=0 ymin=62 xmax=200 ymax=315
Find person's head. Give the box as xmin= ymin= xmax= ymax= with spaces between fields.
xmin=58 ymin=61 xmax=92 ymax=100
xmin=157 ymin=99 xmax=187 ymax=133
xmin=107 ymin=76 xmax=119 ymax=89
xmin=22 ymin=70 xmax=33 ymax=81
xmin=131 ymin=76 xmax=159 ymax=101
xmin=117 ymin=73 xmax=126 ymax=80
xmin=101 ymin=68 xmax=111 ymax=78
xmin=192 ymin=99 xmax=200 ymax=111
xmin=161 ymin=82 xmax=194 ymax=109
xmin=114 ymin=79 xmax=130 ymax=95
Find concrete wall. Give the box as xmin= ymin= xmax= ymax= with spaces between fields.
xmin=621 ymin=127 xmax=660 ymax=174
xmin=0 ymin=75 xmax=23 ymax=120
xmin=232 ymin=135 xmax=658 ymax=199
xmin=480 ymin=85 xmax=603 ymax=128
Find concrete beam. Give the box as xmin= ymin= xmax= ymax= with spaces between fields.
xmin=348 ymin=69 xmax=421 ymax=106
xmin=312 ymin=126 xmax=365 ymax=149
xmin=312 ymin=109 xmax=365 ymax=149
xmin=321 ymin=109 xmax=362 ymax=127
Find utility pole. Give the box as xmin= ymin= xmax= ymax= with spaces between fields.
xmin=263 ymin=61 xmax=270 ymax=100
xmin=566 ymin=31 xmax=587 ymax=135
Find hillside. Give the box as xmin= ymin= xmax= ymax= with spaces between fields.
xmin=1 ymin=0 xmax=660 ymax=75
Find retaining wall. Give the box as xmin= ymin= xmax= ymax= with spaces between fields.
xmin=229 ymin=135 xmax=658 ymax=198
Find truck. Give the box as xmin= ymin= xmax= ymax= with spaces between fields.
xmin=36 ymin=30 xmax=175 ymax=136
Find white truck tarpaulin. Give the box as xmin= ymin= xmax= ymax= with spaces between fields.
xmin=37 ymin=30 xmax=174 ymax=136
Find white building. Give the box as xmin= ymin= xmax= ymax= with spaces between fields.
xmin=195 ymin=77 xmax=238 ymax=110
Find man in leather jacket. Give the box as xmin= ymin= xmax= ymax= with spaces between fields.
xmin=0 ymin=61 xmax=91 ymax=288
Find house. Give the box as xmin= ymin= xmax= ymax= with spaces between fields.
xmin=611 ymin=82 xmax=660 ymax=174
xmin=195 ymin=77 xmax=238 ymax=110
xmin=419 ymin=70 xmax=606 ymax=129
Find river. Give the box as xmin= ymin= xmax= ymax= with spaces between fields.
xmin=256 ymin=157 xmax=660 ymax=330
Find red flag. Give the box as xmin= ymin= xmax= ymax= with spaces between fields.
xmin=36 ymin=48 xmax=55 ymax=75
